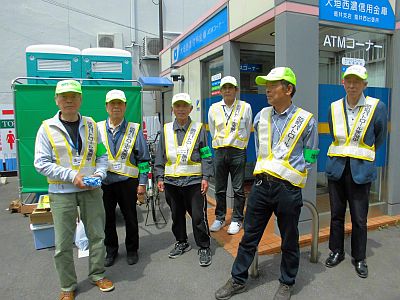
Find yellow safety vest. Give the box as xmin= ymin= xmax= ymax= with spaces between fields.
xmin=328 ymin=97 xmax=379 ymax=161
xmin=210 ymin=100 xmax=249 ymax=149
xmin=164 ymin=121 xmax=202 ymax=177
xmin=253 ymin=107 xmax=313 ymax=188
xmin=98 ymin=120 xmax=140 ymax=178
xmin=43 ymin=116 xmax=97 ymax=184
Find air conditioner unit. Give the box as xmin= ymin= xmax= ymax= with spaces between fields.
xmin=97 ymin=34 xmax=114 ymax=48
xmin=97 ymin=33 xmax=123 ymax=49
xmin=142 ymin=36 xmax=160 ymax=59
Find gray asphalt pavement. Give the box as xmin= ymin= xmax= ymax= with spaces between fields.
xmin=1 ymin=177 xmax=399 ymax=300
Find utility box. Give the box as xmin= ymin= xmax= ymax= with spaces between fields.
xmin=25 ymin=44 xmax=81 ymax=84
xmin=30 ymin=223 xmax=55 ymax=250
xmin=81 ymin=48 xmax=132 ymax=86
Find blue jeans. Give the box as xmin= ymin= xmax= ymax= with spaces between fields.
xmin=214 ymin=147 xmax=246 ymax=222
xmin=231 ymin=176 xmax=303 ymax=286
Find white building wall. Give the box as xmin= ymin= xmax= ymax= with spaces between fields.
xmin=0 ymin=0 xmax=215 ymax=115
xmin=165 ymin=45 xmax=223 ymax=122
xmin=229 ymin=0 xmax=274 ymax=31
xmin=160 ymin=49 xmax=172 ymax=73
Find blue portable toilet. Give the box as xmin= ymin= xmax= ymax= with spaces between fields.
xmin=81 ymin=48 xmax=132 ymax=86
xmin=26 ymin=45 xmax=81 ymax=84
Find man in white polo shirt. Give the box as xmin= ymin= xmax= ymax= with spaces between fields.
xmin=208 ymin=76 xmax=252 ymax=235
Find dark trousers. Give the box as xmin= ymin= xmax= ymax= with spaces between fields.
xmin=328 ymin=163 xmax=371 ymax=261
xmin=231 ymin=177 xmax=303 ymax=286
xmin=214 ymin=147 xmax=246 ymax=222
xmin=102 ymin=177 xmax=139 ymax=256
xmin=164 ymin=183 xmax=210 ymax=248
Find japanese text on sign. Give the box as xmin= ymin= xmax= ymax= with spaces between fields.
xmin=322 ymin=35 xmax=383 ymax=52
xmin=319 ymin=0 xmax=395 ymax=30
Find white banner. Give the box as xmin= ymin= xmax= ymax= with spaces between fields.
xmin=0 ymin=104 xmax=17 ymax=171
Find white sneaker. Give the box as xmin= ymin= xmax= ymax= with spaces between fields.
xmin=227 ymin=221 xmax=242 ymax=235
xmin=210 ymin=220 xmax=225 ymax=232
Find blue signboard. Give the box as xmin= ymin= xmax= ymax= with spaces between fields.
xmin=211 ymin=80 xmax=221 ymax=87
xmin=240 ymin=64 xmax=262 ymax=73
xmin=172 ymin=7 xmax=228 ymax=64
xmin=319 ymin=0 xmax=395 ymax=30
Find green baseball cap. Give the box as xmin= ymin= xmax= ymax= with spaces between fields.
xmin=55 ymin=80 xmax=82 ymax=94
xmin=255 ymin=67 xmax=297 ymax=87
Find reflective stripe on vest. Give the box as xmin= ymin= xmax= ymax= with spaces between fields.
xmin=211 ymin=100 xmax=248 ymax=149
xmin=165 ymin=121 xmax=202 ymax=177
xmin=328 ymin=97 xmax=379 ymax=161
xmin=43 ymin=116 xmax=97 ymax=184
xmin=253 ymin=107 xmax=313 ymax=188
xmin=98 ymin=121 xmax=140 ymax=178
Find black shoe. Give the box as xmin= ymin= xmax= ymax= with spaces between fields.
xmin=273 ymin=283 xmax=293 ymax=300
xmin=198 ymin=248 xmax=212 ymax=267
xmin=104 ymin=253 xmax=118 ymax=267
xmin=325 ymin=251 xmax=345 ymax=268
xmin=355 ymin=260 xmax=368 ymax=278
xmin=168 ymin=241 xmax=192 ymax=259
xmin=215 ymin=278 xmax=246 ymax=300
xmin=127 ymin=251 xmax=139 ymax=265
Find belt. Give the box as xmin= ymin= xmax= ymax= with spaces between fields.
xmin=256 ymin=173 xmax=292 ymax=186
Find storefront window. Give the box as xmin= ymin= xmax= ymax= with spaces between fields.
xmin=240 ymin=50 xmax=274 ymax=94
xmin=202 ymin=55 xmax=224 ymax=187
xmin=319 ymin=26 xmax=388 ymax=86
xmin=204 ymin=56 xmax=224 ymax=100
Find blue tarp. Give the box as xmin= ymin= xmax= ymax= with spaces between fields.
xmin=138 ymin=76 xmax=173 ymax=92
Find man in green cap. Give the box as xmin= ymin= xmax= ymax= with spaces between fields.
xmin=324 ymin=65 xmax=387 ymax=278
xmin=215 ymin=67 xmax=319 ymax=300
xmin=34 ymin=80 xmax=114 ymax=300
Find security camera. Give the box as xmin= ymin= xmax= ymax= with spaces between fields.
xmin=171 ymin=69 xmax=179 ymax=76
xmin=170 ymin=68 xmax=184 ymax=82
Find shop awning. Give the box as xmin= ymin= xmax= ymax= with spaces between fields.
xmin=138 ymin=76 xmax=174 ymax=92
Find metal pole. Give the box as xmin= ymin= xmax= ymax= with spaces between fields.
xmin=11 ymin=81 xmax=22 ymax=201
xmin=11 ymin=77 xmax=142 ymax=87
xmin=249 ymin=199 xmax=319 ymax=278
xmin=158 ymin=0 xmax=164 ymax=53
xmin=303 ymin=200 xmax=319 ymax=263
xmin=160 ymin=91 xmax=165 ymax=126
xmin=249 ymin=250 xmax=259 ymax=278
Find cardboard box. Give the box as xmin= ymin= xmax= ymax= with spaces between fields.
xmin=20 ymin=203 xmax=38 ymax=215
xmin=30 ymin=208 xmax=53 ymax=224
xmin=37 ymin=194 xmax=50 ymax=209
xmin=30 ymin=223 xmax=55 ymax=250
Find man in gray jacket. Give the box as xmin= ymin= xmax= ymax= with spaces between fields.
xmin=34 ymin=80 xmax=114 ymax=300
